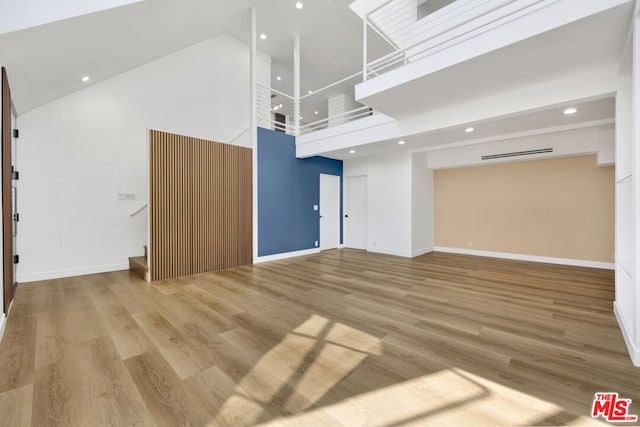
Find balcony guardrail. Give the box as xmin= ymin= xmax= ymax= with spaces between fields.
xmin=257 ymin=70 xmax=377 ymax=136
xmin=362 ymin=0 xmax=554 ymax=80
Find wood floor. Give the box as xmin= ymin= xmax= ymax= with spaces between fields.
xmin=0 ymin=250 xmax=637 ymax=426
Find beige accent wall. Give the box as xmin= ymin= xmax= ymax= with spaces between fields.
xmin=434 ymin=155 xmax=615 ymax=262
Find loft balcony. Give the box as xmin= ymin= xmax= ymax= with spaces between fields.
xmin=352 ymin=0 xmax=633 ymax=119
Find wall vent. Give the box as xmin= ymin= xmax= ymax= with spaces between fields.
xmin=481 ymin=148 xmax=553 ymax=161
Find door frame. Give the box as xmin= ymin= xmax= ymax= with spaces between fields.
xmin=1 ymin=67 xmax=14 ymax=314
xmin=319 ymin=173 xmax=341 ymax=250
xmin=344 ymin=175 xmax=367 ymax=250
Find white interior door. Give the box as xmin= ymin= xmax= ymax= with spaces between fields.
xmin=344 ymin=175 xmax=367 ymax=250
xmin=320 ymin=174 xmax=340 ymax=250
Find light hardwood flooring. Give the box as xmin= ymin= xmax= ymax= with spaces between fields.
xmin=0 ymin=249 xmax=637 ymax=426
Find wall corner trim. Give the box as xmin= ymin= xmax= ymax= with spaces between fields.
xmin=17 ymin=262 xmax=130 ymax=283
xmin=412 ymin=247 xmax=434 ymax=258
xmin=614 ymin=302 xmax=640 ymax=367
xmin=254 ymin=248 xmax=321 ymax=264
xmin=0 ymin=314 xmax=6 ymax=344
xmin=433 ymin=247 xmax=615 ymax=270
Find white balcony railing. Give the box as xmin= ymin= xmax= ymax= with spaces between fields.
xmin=361 ymin=0 xmax=557 ymax=80
xmin=257 ymin=71 xmax=377 ymax=136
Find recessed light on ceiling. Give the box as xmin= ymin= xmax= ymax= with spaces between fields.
xmin=314 ymin=111 xmax=319 ymax=115
xmin=349 ymin=150 xmax=356 ymax=154
xmin=299 ymin=116 xmax=302 ymax=120
xmin=563 ymin=107 xmax=578 ymax=115
xmin=81 ymin=76 xmax=90 ymax=82
xmin=276 ymin=76 xmax=282 ymax=81
xmin=465 ymin=127 xmax=475 ymax=133
xmin=308 ymin=90 xmax=313 ymax=94
xmin=260 ymin=33 xmax=267 ymax=40
xmin=398 ymin=140 xmax=406 ymax=145
xmin=296 ymin=2 xmax=303 ymax=9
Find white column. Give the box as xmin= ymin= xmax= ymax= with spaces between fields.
xmin=363 ymin=14 xmax=368 ymax=81
xmin=251 ymin=5 xmax=259 ymax=263
xmin=293 ymin=35 xmax=301 ymax=136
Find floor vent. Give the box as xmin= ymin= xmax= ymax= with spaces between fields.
xmin=481 ymin=148 xmax=553 ymax=161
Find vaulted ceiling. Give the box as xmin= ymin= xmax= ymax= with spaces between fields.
xmin=0 ymin=0 xmax=372 ymax=115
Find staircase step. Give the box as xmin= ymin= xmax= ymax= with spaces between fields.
xmin=129 ymin=256 xmax=148 ymax=280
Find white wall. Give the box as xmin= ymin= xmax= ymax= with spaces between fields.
xmin=0 ymin=68 xmax=4 ymax=331
xmin=17 ymin=34 xmax=269 ymax=282
xmin=411 ymin=152 xmax=433 ymax=256
xmin=344 ymin=152 xmax=413 ymax=257
xmin=614 ymin=8 xmax=639 ymax=366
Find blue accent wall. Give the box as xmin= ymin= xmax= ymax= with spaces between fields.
xmin=258 ymin=127 xmax=343 ymax=257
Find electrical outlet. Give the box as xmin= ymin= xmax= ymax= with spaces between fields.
xmin=313 ymin=205 xmax=318 ymax=211
xmin=118 ymin=193 xmax=136 ymax=201
xmin=314 ymin=241 xmax=318 ymax=247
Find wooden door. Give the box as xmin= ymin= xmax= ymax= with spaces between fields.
xmin=2 ymin=67 xmax=14 ymax=313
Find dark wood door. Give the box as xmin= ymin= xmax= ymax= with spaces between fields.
xmin=2 ymin=67 xmax=14 ymax=313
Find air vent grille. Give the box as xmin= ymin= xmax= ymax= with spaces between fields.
xmin=481 ymin=148 xmax=553 ymax=161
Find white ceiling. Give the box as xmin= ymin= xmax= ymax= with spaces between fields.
xmin=0 ymin=0 xmax=252 ymax=113
xmin=0 ymin=0 xmax=628 ymax=162
xmin=320 ymin=96 xmax=615 ymax=160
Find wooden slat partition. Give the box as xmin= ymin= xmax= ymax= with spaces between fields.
xmin=149 ymin=130 xmax=252 ymax=281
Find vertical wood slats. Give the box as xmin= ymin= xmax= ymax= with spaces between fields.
xmin=1 ymin=67 xmax=13 ymax=313
xmin=149 ymin=129 xmax=252 ymax=281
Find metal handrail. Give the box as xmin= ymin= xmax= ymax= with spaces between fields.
xmin=366 ymin=0 xmax=552 ymax=78
xmin=300 ymin=70 xmax=363 ymax=99
xmin=129 ymin=203 xmax=147 ymax=217
xmin=257 ymin=83 xmax=295 ymax=100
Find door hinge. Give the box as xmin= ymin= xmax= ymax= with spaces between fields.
xmin=13 ymin=255 xmax=19 ymax=264
xmin=11 ymin=170 xmax=18 ymax=180
xmin=12 ymin=129 xmax=19 ymax=138
xmin=13 ymin=213 xmax=19 ymax=222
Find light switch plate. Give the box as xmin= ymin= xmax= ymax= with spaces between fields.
xmin=118 ymin=193 xmax=136 ymax=201
xmin=313 ymin=205 xmax=318 ymax=211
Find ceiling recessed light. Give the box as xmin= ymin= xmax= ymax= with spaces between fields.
xmin=465 ymin=127 xmax=475 ymax=133
xmin=314 ymin=111 xmax=319 ymax=115
xmin=81 ymin=76 xmax=90 ymax=82
xmin=276 ymin=76 xmax=282 ymax=81
xmin=295 ymin=2 xmax=303 ymax=9
xmin=260 ymin=33 xmax=267 ymax=40
xmin=279 ymin=103 xmax=283 ymax=108
xmin=308 ymin=90 xmax=313 ymax=94
xmin=563 ymin=107 xmax=577 ymax=115
xmin=349 ymin=150 xmax=356 ymax=154
xmin=398 ymin=140 xmax=406 ymax=145
xmin=299 ymin=116 xmax=302 ymax=120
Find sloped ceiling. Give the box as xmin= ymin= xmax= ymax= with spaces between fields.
xmin=0 ymin=0 xmax=252 ymax=113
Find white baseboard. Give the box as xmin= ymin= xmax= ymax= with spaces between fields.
xmin=614 ymin=302 xmax=640 ymax=367
xmin=367 ymin=247 xmax=412 ymax=258
xmin=18 ymin=262 xmax=130 ymax=283
xmin=254 ymin=248 xmax=321 ymax=264
xmin=412 ymin=247 xmax=434 ymax=258
xmin=433 ymin=247 xmax=615 ymax=270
